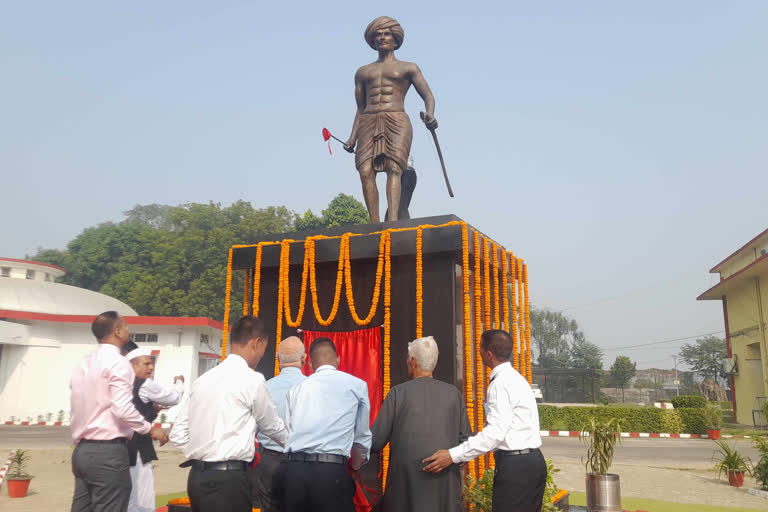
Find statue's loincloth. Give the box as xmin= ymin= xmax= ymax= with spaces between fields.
xmin=355 ymin=111 xmax=412 ymax=172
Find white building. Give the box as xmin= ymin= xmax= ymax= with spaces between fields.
xmin=0 ymin=258 xmax=223 ymax=423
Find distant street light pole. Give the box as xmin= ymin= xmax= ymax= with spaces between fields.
xmin=673 ymin=355 xmax=680 ymax=396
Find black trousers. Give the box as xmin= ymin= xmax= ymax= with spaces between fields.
xmin=71 ymin=441 xmax=132 ymax=512
xmin=492 ymin=448 xmax=547 ymax=512
xmin=279 ymin=460 xmax=356 ymax=512
xmin=188 ymin=466 xmax=251 ymax=512
xmin=249 ymin=449 xmax=284 ymax=511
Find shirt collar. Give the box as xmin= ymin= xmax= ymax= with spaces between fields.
xmin=490 ymin=361 xmax=512 ymax=381
xmin=225 ymin=353 xmax=249 ymax=368
xmin=314 ymin=364 xmax=337 ymax=373
xmin=100 ymin=343 xmax=120 ymax=353
xmin=278 ymin=366 xmax=303 ymax=376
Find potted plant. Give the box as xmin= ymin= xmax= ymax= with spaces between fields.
xmin=712 ymin=440 xmax=751 ymax=487
xmin=704 ymin=405 xmax=723 ymax=440
xmin=6 ymin=450 xmax=33 ymax=498
xmin=580 ymin=417 xmax=622 ymax=512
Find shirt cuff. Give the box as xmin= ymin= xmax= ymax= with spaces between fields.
xmin=448 ymin=446 xmax=464 ymax=464
xmin=138 ymin=420 xmax=152 ymax=435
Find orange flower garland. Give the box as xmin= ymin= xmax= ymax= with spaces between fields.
xmin=308 ymin=235 xmax=346 ymax=326
xmin=483 ymin=238 xmax=492 ymax=329
xmin=281 ymin=239 xmax=309 ymax=328
xmin=381 ymin=230 xmax=392 ymax=490
xmin=251 ymin=244 xmax=263 ymax=317
xmin=517 ymin=258 xmax=525 ymax=378
xmin=502 ymin=251 xmax=509 ymax=331
xmin=460 ymin=222 xmax=476 ymax=480
xmin=492 ymin=244 xmax=500 ymax=329
xmin=509 ymin=253 xmax=518 ymax=371
xmin=242 ymin=270 xmax=250 ymax=316
xmin=415 ymin=228 xmax=424 ymax=338
xmin=524 ymin=263 xmax=532 ymax=383
xmin=221 ymin=248 xmax=234 ymax=360
xmin=472 ymin=230 xmax=485 ymax=477
xmin=344 ymin=233 xmax=386 ymax=326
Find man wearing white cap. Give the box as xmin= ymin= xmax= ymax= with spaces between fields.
xmin=122 ymin=341 xmax=185 ymax=512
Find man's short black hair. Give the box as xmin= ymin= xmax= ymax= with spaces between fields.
xmin=309 ymin=337 xmax=336 ymax=361
xmin=481 ymin=329 xmax=513 ymax=362
xmin=92 ymin=311 xmax=120 ymax=341
xmin=121 ymin=341 xmax=139 ymax=356
xmin=230 ymin=316 xmax=267 ymax=345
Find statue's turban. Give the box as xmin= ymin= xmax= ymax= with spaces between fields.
xmin=364 ymin=16 xmax=404 ymax=50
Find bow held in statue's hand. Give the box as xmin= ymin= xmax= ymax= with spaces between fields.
xmin=421 ymin=112 xmax=438 ymax=131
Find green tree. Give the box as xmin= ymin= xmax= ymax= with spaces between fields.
xmin=679 ymin=336 xmax=727 ymax=382
xmin=295 ymin=193 xmax=369 ymax=230
xmin=294 ymin=210 xmax=324 ymax=231
xmin=609 ymin=356 xmax=637 ymax=403
xmin=530 ymin=308 xmax=585 ymax=368
xmin=570 ymin=339 xmax=604 ymax=370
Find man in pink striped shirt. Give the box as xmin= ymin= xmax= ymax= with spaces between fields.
xmin=70 ymin=311 xmax=168 ymax=512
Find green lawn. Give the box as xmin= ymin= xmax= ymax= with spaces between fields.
xmin=157 ymin=491 xmax=187 ymax=508
xmin=568 ymin=491 xmax=766 ymax=512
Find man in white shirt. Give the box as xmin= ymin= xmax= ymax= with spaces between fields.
xmin=170 ymin=316 xmax=287 ymax=512
xmin=251 ymin=336 xmax=307 ymax=512
xmin=423 ymin=329 xmax=546 ymax=512
xmin=122 ymin=342 xmax=185 ymax=512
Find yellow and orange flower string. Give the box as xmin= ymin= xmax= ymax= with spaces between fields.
xmin=251 ymin=244 xmax=263 ymax=317
xmin=345 ymin=233 xmax=386 ymax=326
xmin=415 ymin=228 xmax=424 ymax=338
xmin=381 ymin=231 xmax=392 ymax=489
xmin=308 ymin=236 xmax=345 ymax=326
xmin=472 ymin=230 xmax=485 ymax=477
xmin=221 ymin=248 xmax=234 ymax=360
xmin=242 ymin=270 xmax=251 ymax=316
xmin=460 ymin=223 xmax=476 ymax=480
xmin=517 ymin=258 xmax=525 ymax=378
xmin=524 ymin=263 xmax=532 ymax=384
xmin=509 ymin=253 xmax=518 ymax=371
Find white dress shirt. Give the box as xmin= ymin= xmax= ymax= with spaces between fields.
xmin=138 ymin=379 xmax=184 ymax=407
xmin=285 ymin=365 xmax=372 ymax=459
xmin=169 ymin=354 xmax=287 ymax=462
xmin=449 ymin=362 xmax=542 ymax=463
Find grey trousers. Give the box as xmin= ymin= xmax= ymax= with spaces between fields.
xmin=71 ymin=441 xmax=132 ymax=512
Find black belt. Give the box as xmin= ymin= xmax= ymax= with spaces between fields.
xmin=181 ymin=460 xmax=249 ymax=471
xmin=80 ymin=438 xmax=127 ymax=444
xmin=286 ymin=452 xmax=347 ymax=465
xmin=495 ymin=448 xmax=539 ymax=456
xmin=262 ymin=448 xmax=285 ymax=458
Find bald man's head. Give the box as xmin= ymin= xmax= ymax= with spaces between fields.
xmin=277 ymin=336 xmax=306 ymax=368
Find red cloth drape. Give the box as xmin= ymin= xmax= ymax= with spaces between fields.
xmin=300 ymin=327 xmax=383 ymax=427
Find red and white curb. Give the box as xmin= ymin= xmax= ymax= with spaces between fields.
xmin=3 ymin=421 xmax=173 ymax=429
xmin=0 ymin=450 xmax=16 ymax=491
xmin=539 ymin=430 xmax=751 ymax=439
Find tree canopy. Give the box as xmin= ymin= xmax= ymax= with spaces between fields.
xmin=609 ymin=355 xmax=637 ymax=402
xmin=31 ymin=195 xmax=368 ymax=320
xmin=530 ymin=308 xmax=603 ymax=370
xmin=679 ymin=335 xmax=727 ymax=382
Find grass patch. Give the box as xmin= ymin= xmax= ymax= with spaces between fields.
xmin=156 ymin=491 xmax=187 ymax=508
xmin=568 ymin=491 xmax=766 ymax=512
xmin=720 ymin=426 xmax=768 ymax=437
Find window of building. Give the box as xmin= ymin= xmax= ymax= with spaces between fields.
xmin=129 ymin=333 xmax=158 ymax=343
xmin=1 ymin=267 xmax=10 ymax=277
xmin=198 ymin=357 xmax=218 ymax=377
xmin=200 ymin=334 xmax=210 ymax=345
xmin=26 ymin=269 xmax=35 ymax=280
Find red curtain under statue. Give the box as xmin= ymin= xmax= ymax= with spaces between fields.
xmin=300 ymin=327 xmax=383 ymax=512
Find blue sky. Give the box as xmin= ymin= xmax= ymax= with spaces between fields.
xmin=2 ymin=2 xmax=766 ymax=368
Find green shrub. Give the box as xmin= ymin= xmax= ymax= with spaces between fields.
xmin=754 ymin=456 xmax=768 ymax=490
xmin=671 ymin=395 xmax=707 ymax=409
xmin=660 ymin=410 xmax=683 ymax=434
xmin=676 ymin=407 xmax=708 ymax=434
xmin=538 ymin=405 xmax=709 ymax=434
xmin=464 ymin=468 xmax=494 ymax=512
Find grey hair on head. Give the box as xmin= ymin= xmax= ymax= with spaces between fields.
xmin=407 ymin=336 xmax=439 ymax=372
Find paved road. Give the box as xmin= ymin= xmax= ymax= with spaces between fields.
xmin=0 ymin=426 xmax=762 ymax=466
xmin=542 ymin=436 xmax=761 ymax=468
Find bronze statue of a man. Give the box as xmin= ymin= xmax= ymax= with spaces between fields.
xmin=344 ymin=16 xmax=437 ymax=223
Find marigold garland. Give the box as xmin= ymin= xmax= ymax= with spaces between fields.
xmin=415 ymin=228 xmax=424 ymax=338
xmin=281 ymin=239 xmax=309 ymax=328
xmin=492 ymin=244 xmax=500 ymax=329
xmin=502 ymin=251 xmax=510 ymax=332
xmin=308 ymin=236 xmax=346 ymax=326
xmin=509 ymin=253 xmax=518 ymax=371
xmin=524 ymin=263 xmax=532 ymax=384
xmin=472 ymin=230 xmax=485 ymax=477
xmin=517 ymin=258 xmax=525 ymax=377
xmin=344 ymin=233 xmax=386 ymax=326
xmin=460 ymin=222 xmax=476 ymax=480
xmin=251 ymin=244 xmax=263 ymax=317
xmin=221 ymin=248 xmax=234 ymax=361
xmin=481 ymin=238 xmax=493 ymax=471
xmin=381 ymin=230 xmax=392 ymax=490
xmin=242 ymin=270 xmax=251 ymax=316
